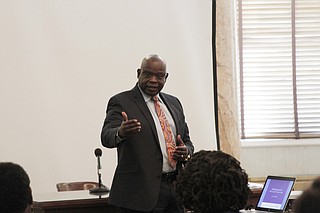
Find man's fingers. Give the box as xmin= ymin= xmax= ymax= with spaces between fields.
xmin=121 ymin=117 xmax=142 ymax=136
xmin=124 ymin=120 xmax=141 ymax=129
xmin=175 ymin=135 xmax=187 ymax=157
xmin=176 ymin=135 xmax=185 ymax=146
xmin=121 ymin=111 xmax=128 ymax=122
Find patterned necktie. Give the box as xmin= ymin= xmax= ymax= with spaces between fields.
xmin=153 ymin=96 xmax=177 ymax=168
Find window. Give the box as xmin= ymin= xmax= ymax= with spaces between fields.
xmin=237 ymin=0 xmax=320 ymax=139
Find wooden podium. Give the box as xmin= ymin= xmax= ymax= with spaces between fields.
xmin=33 ymin=190 xmax=119 ymax=213
xmin=247 ymin=188 xmax=262 ymax=208
xmin=34 ymin=187 xmax=288 ymax=213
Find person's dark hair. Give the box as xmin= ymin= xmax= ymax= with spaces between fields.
xmin=293 ymin=176 xmax=320 ymax=213
xmin=176 ymin=150 xmax=251 ymax=213
xmin=0 ymin=162 xmax=33 ymax=213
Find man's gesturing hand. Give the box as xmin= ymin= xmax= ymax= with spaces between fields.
xmin=118 ymin=111 xmax=141 ymax=138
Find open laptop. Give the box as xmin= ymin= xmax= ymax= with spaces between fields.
xmin=241 ymin=175 xmax=296 ymax=212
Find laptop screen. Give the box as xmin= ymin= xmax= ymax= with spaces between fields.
xmin=255 ymin=176 xmax=296 ymax=212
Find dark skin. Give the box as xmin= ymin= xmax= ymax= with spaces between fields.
xmin=118 ymin=55 xmax=188 ymax=161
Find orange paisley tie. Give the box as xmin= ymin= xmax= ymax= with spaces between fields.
xmin=153 ymin=96 xmax=176 ymax=168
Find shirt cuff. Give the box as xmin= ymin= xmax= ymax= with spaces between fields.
xmin=116 ymin=130 xmax=125 ymax=144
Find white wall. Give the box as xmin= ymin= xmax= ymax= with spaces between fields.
xmin=0 ymin=0 xmax=216 ymax=194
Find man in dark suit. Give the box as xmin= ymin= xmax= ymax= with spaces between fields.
xmin=101 ymin=54 xmax=194 ymax=213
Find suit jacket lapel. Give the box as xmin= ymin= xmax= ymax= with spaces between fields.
xmin=131 ymin=85 xmax=160 ymax=145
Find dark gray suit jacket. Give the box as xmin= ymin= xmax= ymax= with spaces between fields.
xmin=101 ymin=84 xmax=194 ymax=211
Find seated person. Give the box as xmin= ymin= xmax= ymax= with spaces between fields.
xmin=293 ymin=176 xmax=320 ymax=213
xmin=0 ymin=162 xmax=33 ymax=213
xmin=176 ymin=150 xmax=251 ymax=213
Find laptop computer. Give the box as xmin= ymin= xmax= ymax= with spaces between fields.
xmin=241 ymin=175 xmax=296 ymax=212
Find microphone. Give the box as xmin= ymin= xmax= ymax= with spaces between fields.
xmin=95 ymin=148 xmax=102 ymax=171
xmin=89 ymin=148 xmax=110 ymax=196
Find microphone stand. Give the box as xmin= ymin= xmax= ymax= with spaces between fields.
xmin=89 ymin=149 xmax=110 ymax=197
xmin=98 ymin=171 xmax=102 ymax=188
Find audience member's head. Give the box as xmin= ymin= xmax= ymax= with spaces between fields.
xmin=0 ymin=162 xmax=33 ymax=213
xmin=176 ymin=150 xmax=251 ymax=213
xmin=293 ymin=176 xmax=320 ymax=213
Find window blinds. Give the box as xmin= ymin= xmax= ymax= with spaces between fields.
xmin=238 ymin=0 xmax=320 ymax=139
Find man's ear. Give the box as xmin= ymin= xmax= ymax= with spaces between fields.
xmin=165 ymin=73 xmax=169 ymax=80
xmin=137 ymin=69 xmax=141 ymax=78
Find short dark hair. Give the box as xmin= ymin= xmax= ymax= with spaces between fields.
xmin=293 ymin=176 xmax=320 ymax=213
xmin=176 ymin=150 xmax=251 ymax=213
xmin=0 ymin=162 xmax=33 ymax=213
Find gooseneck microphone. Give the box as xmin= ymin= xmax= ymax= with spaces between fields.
xmin=95 ymin=148 xmax=102 ymax=171
xmin=89 ymin=148 xmax=110 ymax=196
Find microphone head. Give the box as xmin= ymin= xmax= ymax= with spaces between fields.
xmin=94 ymin=148 xmax=102 ymax=157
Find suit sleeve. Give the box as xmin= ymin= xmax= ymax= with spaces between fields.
xmin=101 ymin=96 xmax=124 ymax=148
xmin=182 ymin=123 xmax=194 ymax=157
